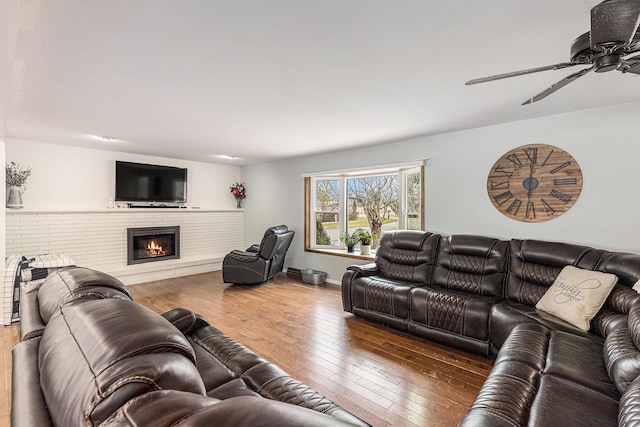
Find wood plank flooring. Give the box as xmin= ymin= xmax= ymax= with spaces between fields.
xmin=1 ymin=271 xmax=493 ymax=426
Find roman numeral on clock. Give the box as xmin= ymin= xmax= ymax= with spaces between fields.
xmin=506 ymin=198 xmax=522 ymax=215
xmin=490 ymin=180 xmax=509 ymax=190
xmin=526 ymin=201 xmax=536 ymax=219
xmin=550 ymin=162 xmax=571 ymax=174
xmin=524 ymin=147 xmax=537 ymax=165
xmin=541 ymin=198 xmax=555 ymax=215
xmin=493 ymin=191 xmax=513 ymax=206
xmin=540 ymin=149 xmax=554 ymax=168
xmin=494 ymin=166 xmax=513 ymax=178
xmin=549 ymin=189 xmax=572 ymax=203
xmin=553 ymin=178 xmax=577 ymax=185
xmin=506 ymin=153 xmax=524 ymax=169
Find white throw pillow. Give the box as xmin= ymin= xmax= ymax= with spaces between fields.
xmin=535 ymin=265 xmax=618 ymax=331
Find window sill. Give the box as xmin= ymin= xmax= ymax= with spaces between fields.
xmin=305 ymin=248 xmax=375 ymax=261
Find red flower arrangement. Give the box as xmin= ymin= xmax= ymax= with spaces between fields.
xmin=230 ymin=182 xmax=246 ymax=199
xmin=230 ymin=182 xmax=246 ymax=208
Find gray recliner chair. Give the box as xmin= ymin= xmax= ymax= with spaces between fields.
xmin=222 ymin=225 xmax=295 ymax=284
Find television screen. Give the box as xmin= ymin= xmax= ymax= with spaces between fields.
xmin=115 ymin=161 xmax=187 ymax=203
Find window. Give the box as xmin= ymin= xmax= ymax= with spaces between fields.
xmin=305 ymin=162 xmax=424 ymax=257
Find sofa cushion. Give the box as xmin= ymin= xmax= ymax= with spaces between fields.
xmin=37 ymin=266 xmax=132 ymax=323
xmin=528 ymin=375 xmax=618 ymax=426
xmin=351 ymin=276 xmax=418 ymax=322
xmin=490 ymin=300 xmax=591 ymax=352
xmin=410 ymin=285 xmax=501 ymax=342
xmin=462 ymin=323 xmax=620 ymax=427
xmin=535 ymin=266 xmax=618 ymax=331
xmin=38 ymin=299 xmax=205 ymax=426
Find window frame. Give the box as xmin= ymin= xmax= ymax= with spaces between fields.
xmin=304 ymin=162 xmax=425 ymax=259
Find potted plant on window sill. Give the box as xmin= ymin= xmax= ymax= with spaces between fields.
xmin=355 ymin=229 xmax=377 ymax=256
xmin=339 ymin=231 xmax=359 ymax=253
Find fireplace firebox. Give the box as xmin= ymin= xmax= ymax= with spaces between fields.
xmin=127 ymin=226 xmax=180 ymax=265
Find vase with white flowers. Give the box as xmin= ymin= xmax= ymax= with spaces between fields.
xmin=6 ymin=162 xmax=31 ymax=209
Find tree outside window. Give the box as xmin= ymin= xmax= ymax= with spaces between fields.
xmin=306 ymin=164 xmax=424 ymax=255
xmin=347 ymin=175 xmax=398 ymax=248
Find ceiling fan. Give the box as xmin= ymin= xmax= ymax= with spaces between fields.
xmin=466 ymin=0 xmax=640 ymax=104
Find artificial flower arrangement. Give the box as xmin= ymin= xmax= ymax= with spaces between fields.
xmin=6 ymin=162 xmax=31 ymax=186
xmin=230 ymin=182 xmax=246 ymax=208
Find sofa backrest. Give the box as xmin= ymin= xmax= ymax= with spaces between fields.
xmin=508 ymin=240 xmax=640 ymax=338
xmin=506 ymin=239 xmax=602 ymax=306
xmin=591 ymin=251 xmax=640 ymax=337
xmin=432 ymin=235 xmax=508 ymax=297
xmin=37 ymin=266 xmax=132 ymax=323
xmin=257 ymin=226 xmax=295 ymax=278
xmin=38 ymin=298 xmax=205 ymax=426
xmin=375 ymin=230 xmax=440 ymax=284
xmin=604 ymin=303 xmax=640 ymax=397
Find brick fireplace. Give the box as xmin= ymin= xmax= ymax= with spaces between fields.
xmin=127 ymin=226 xmax=180 ymax=265
xmin=4 ymin=209 xmax=244 ymax=325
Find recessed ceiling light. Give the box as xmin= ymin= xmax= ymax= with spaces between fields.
xmin=217 ymin=155 xmax=239 ymax=160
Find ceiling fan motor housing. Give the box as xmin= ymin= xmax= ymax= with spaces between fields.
xmin=594 ymin=53 xmax=622 ymax=72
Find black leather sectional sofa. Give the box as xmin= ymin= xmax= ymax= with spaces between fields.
xmin=13 ymin=267 xmax=370 ymax=426
xmin=342 ymin=230 xmax=640 ymax=426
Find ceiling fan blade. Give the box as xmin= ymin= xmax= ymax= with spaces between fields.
xmin=465 ymin=63 xmax=579 ymax=85
xmin=591 ymin=0 xmax=640 ymax=50
xmin=522 ymin=67 xmax=594 ymax=105
xmin=627 ymin=63 xmax=640 ymax=73
xmin=622 ymin=55 xmax=640 ymax=73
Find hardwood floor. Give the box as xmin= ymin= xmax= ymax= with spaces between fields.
xmin=2 ymin=271 xmax=493 ymax=426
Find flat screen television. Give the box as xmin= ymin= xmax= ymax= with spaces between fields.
xmin=115 ymin=161 xmax=187 ymax=204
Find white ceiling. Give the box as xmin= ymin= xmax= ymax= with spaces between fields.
xmin=3 ymin=0 xmax=640 ymax=165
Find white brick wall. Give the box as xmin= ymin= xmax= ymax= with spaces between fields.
xmin=5 ymin=209 xmax=244 ymax=287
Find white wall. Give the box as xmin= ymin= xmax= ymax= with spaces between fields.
xmin=242 ymin=101 xmax=640 ymax=283
xmin=1 ymin=0 xmax=19 ymax=324
xmin=6 ymin=139 xmax=242 ymax=210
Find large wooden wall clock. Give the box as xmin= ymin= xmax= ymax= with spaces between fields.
xmin=487 ymin=144 xmax=583 ymax=222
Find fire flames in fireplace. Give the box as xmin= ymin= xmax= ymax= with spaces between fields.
xmin=127 ymin=226 xmax=180 ymax=265
xmin=146 ymin=240 xmax=166 ymax=257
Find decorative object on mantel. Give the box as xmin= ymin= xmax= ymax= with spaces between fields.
xmin=355 ymin=229 xmax=377 ymax=256
xmin=230 ymin=182 xmax=246 ymax=209
xmin=339 ymin=231 xmax=359 ymax=253
xmin=6 ymin=162 xmax=32 ymax=209
xmin=487 ymin=144 xmax=583 ymax=223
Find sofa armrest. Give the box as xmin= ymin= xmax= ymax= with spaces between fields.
xmin=162 ymin=308 xmax=197 ymax=334
xmin=107 ymin=391 xmax=365 ymax=426
xmin=12 ymin=338 xmax=53 ymax=427
xmin=19 ymin=291 xmax=46 ymax=341
xmin=162 ymin=308 xmax=211 ymax=335
xmin=347 ymin=263 xmax=379 ymax=277
xmin=226 ymin=249 xmax=260 ymax=263
xmin=342 ymin=263 xmax=380 ymax=313
xmin=246 ymin=244 xmax=260 ymax=253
